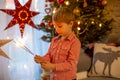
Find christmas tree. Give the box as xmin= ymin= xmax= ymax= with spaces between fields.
xmin=37 ymin=0 xmax=113 ymax=47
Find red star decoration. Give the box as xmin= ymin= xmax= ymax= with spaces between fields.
xmin=0 ymin=0 xmax=40 ymax=37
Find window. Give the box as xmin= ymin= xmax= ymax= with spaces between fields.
xmin=0 ymin=0 xmax=50 ymax=80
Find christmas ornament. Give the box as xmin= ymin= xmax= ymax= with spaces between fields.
xmin=45 ymin=4 xmax=48 ymax=7
xmin=57 ymin=0 xmax=65 ymax=4
xmin=48 ymin=0 xmax=54 ymax=2
xmin=74 ymin=22 xmax=79 ymax=28
xmin=46 ymin=22 xmax=53 ymax=27
xmin=0 ymin=39 xmax=12 ymax=59
xmin=102 ymin=0 xmax=107 ymax=6
xmin=0 ymin=0 xmax=40 ymax=37
xmin=97 ymin=0 xmax=103 ymax=7
xmin=40 ymin=22 xmax=45 ymax=27
xmin=83 ymin=0 xmax=88 ymax=8
xmin=64 ymin=0 xmax=70 ymax=6
xmin=73 ymin=7 xmax=81 ymax=16
xmin=45 ymin=8 xmax=51 ymax=14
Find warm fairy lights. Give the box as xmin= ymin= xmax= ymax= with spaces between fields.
xmin=77 ymin=27 xmax=81 ymax=31
xmin=99 ymin=23 xmax=102 ymax=27
xmin=64 ymin=0 xmax=70 ymax=6
xmin=52 ymin=8 xmax=57 ymax=14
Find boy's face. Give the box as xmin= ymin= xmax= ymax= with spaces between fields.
xmin=53 ymin=21 xmax=73 ymax=37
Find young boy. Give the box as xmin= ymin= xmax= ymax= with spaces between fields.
xmin=34 ymin=7 xmax=81 ymax=80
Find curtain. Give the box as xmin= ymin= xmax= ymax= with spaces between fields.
xmin=0 ymin=0 xmax=50 ymax=80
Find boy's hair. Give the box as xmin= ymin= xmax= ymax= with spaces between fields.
xmin=52 ymin=7 xmax=75 ymax=24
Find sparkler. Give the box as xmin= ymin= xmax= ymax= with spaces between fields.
xmin=13 ymin=40 xmax=34 ymax=56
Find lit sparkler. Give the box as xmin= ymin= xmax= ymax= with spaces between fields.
xmin=13 ymin=40 xmax=34 ymax=56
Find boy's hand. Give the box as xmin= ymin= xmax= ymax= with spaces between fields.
xmin=34 ymin=55 xmax=43 ymax=64
xmin=41 ymin=61 xmax=55 ymax=71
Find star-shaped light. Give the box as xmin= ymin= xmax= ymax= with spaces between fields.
xmin=0 ymin=0 xmax=40 ymax=37
xmin=0 ymin=39 xmax=12 ymax=59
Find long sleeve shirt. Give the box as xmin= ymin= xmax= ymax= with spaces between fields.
xmin=42 ymin=32 xmax=81 ymax=80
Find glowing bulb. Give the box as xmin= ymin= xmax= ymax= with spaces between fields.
xmin=77 ymin=21 xmax=81 ymax=25
xmin=53 ymin=8 xmax=57 ymax=14
xmin=77 ymin=27 xmax=81 ymax=31
xmin=97 ymin=15 xmax=100 ymax=18
xmin=91 ymin=21 xmax=95 ymax=24
xmin=65 ymin=1 xmax=70 ymax=6
xmin=99 ymin=23 xmax=102 ymax=27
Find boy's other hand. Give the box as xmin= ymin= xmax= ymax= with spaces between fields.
xmin=41 ymin=61 xmax=55 ymax=71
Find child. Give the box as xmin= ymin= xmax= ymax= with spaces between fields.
xmin=34 ymin=7 xmax=81 ymax=80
